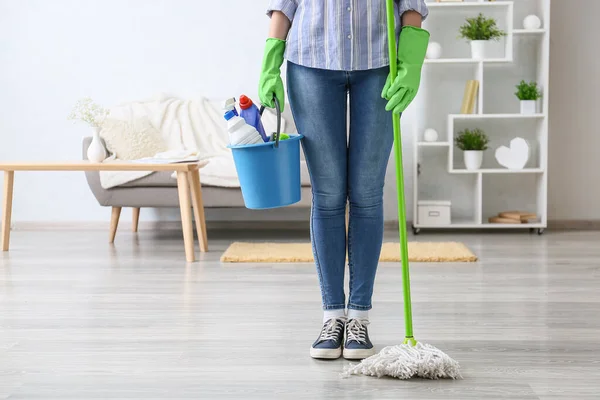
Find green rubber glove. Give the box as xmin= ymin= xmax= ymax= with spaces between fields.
xmin=259 ymin=38 xmax=286 ymax=111
xmin=382 ymin=26 xmax=430 ymax=114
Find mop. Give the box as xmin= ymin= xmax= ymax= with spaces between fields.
xmin=343 ymin=0 xmax=461 ymax=380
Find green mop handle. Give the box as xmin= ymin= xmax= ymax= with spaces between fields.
xmin=385 ymin=0 xmax=415 ymax=343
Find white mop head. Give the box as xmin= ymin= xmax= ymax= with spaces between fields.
xmin=342 ymin=343 xmax=461 ymax=380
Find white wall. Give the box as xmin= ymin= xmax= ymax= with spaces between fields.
xmin=0 ymin=0 xmax=277 ymax=223
xmin=0 ymin=0 xmax=597 ymax=224
xmin=548 ymin=0 xmax=600 ymax=220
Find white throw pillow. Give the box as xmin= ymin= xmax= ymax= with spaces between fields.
xmin=100 ymin=117 xmax=167 ymax=160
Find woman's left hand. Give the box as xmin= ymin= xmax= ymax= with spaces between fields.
xmin=382 ymin=26 xmax=430 ymax=114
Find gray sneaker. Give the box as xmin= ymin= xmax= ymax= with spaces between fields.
xmin=343 ymin=319 xmax=375 ymax=360
xmin=310 ymin=318 xmax=346 ymax=359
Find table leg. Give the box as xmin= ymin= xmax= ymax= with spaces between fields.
xmin=2 ymin=171 xmax=14 ymax=251
xmin=109 ymin=207 xmax=122 ymax=244
xmin=132 ymin=207 xmax=140 ymax=233
xmin=177 ymin=171 xmax=195 ymax=262
xmin=188 ymin=170 xmax=208 ymax=253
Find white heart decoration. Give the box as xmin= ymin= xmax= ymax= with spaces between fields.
xmin=495 ymin=138 xmax=530 ymax=170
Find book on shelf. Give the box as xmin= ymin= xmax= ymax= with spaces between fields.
xmin=460 ymin=80 xmax=479 ymax=114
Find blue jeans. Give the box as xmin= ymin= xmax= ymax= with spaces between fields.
xmin=287 ymin=62 xmax=394 ymax=311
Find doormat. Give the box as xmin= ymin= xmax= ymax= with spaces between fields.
xmin=220 ymin=242 xmax=478 ymax=263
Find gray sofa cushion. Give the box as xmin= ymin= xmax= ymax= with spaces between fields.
xmin=118 ymin=162 xmax=312 ymax=188
xmin=87 ymin=184 xmax=313 ymax=208
xmin=202 ymin=186 xmax=312 ymax=208
xmin=119 ymin=171 xmax=177 ymax=187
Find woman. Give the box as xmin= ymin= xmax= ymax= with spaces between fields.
xmin=259 ymin=0 xmax=429 ymax=360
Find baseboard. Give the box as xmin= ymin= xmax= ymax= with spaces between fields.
xmin=391 ymin=220 xmax=600 ymax=231
xmin=385 ymin=221 xmax=402 ymax=230
xmin=11 ymin=220 xmax=600 ymax=232
xmin=13 ymin=221 xmax=111 ymax=231
xmin=548 ymin=220 xmax=600 ymax=230
xmin=203 ymin=220 xmax=310 ymax=230
xmin=12 ymin=220 xmax=311 ymax=231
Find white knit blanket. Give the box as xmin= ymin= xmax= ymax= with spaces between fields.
xmin=99 ymin=94 xmax=284 ymax=189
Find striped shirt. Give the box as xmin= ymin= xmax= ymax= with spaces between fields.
xmin=267 ymin=0 xmax=428 ymax=71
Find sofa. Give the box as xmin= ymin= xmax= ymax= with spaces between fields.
xmin=83 ymin=138 xmax=313 ymax=243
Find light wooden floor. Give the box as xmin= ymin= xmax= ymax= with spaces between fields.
xmin=1 ymin=229 xmax=599 ymax=399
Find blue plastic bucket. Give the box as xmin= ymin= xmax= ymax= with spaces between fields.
xmin=229 ymin=98 xmax=304 ymax=210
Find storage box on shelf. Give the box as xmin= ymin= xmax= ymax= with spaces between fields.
xmin=414 ymin=0 xmax=550 ymax=233
xmin=418 ymin=201 xmax=452 ymax=226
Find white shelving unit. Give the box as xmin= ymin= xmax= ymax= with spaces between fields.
xmin=413 ymin=0 xmax=551 ymax=234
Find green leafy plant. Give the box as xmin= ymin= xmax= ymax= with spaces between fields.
xmin=515 ymin=80 xmax=542 ymax=100
xmin=459 ymin=13 xmax=506 ymax=41
xmin=455 ymin=128 xmax=489 ymax=151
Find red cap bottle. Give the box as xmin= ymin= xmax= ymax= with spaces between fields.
xmin=239 ymin=95 xmax=254 ymax=110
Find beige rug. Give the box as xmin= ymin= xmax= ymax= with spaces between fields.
xmin=221 ymin=242 xmax=478 ymax=263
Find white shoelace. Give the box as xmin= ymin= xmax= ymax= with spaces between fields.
xmin=346 ymin=319 xmax=369 ymax=345
xmin=318 ymin=318 xmax=346 ymax=342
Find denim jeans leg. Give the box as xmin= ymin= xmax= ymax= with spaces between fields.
xmin=287 ymin=62 xmax=349 ymax=311
xmin=347 ymin=66 xmax=395 ymax=311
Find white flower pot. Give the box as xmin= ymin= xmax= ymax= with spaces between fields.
xmin=520 ymin=100 xmax=537 ymax=115
xmin=87 ymin=127 xmax=107 ymax=163
xmin=470 ymin=40 xmax=488 ymax=60
xmin=463 ymin=151 xmax=483 ymax=171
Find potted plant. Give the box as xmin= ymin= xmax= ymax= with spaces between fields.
xmin=459 ymin=13 xmax=506 ymax=59
xmin=68 ymin=98 xmax=110 ymax=163
xmin=515 ymin=80 xmax=542 ymax=115
xmin=455 ymin=128 xmax=489 ymax=171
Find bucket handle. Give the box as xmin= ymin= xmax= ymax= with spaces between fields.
xmin=259 ymin=96 xmax=282 ymax=149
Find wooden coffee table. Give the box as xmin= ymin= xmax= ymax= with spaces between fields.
xmin=0 ymin=161 xmax=208 ymax=262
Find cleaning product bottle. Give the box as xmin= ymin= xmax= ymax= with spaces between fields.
xmin=239 ymin=95 xmax=268 ymax=143
xmin=224 ymin=111 xmax=263 ymax=146
xmin=222 ymin=98 xmax=239 ymax=117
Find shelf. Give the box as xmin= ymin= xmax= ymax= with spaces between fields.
xmin=425 ymin=58 xmax=512 ymax=64
xmin=415 ymin=222 xmax=545 ymax=229
xmin=426 ymin=1 xmax=512 ymax=9
xmin=425 ymin=59 xmax=478 ymax=64
xmin=415 ymin=218 xmax=478 ymax=229
xmin=450 ymin=113 xmax=546 ymax=120
xmin=414 ymin=0 xmax=550 ymax=233
xmin=415 ymin=223 xmax=479 ymax=229
xmin=482 ymin=223 xmax=544 ymax=229
xmin=450 ymin=168 xmax=544 ymax=174
xmin=418 ymin=142 xmax=451 ymax=147
xmin=513 ymin=29 xmax=546 ymax=35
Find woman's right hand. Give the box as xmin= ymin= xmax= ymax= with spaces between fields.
xmin=258 ymin=38 xmax=286 ymax=111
